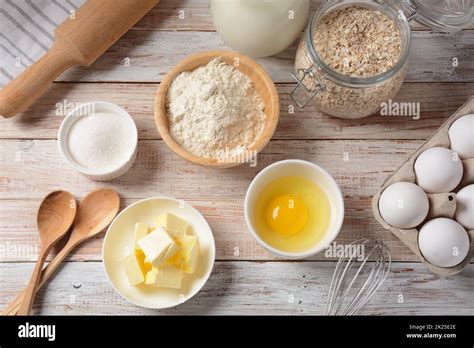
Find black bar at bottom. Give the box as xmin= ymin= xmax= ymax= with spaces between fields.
xmin=0 ymin=315 xmax=472 ymax=346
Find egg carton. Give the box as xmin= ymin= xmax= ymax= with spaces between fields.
xmin=372 ymin=97 xmax=474 ymax=276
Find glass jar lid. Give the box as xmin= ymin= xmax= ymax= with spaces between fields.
xmin=402 ymin=0 xmax=473 ymax=31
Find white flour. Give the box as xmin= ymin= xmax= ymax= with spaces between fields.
xmin=166 ymin=58 xmax=266 ymax=160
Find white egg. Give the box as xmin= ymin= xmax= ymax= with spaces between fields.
xmin=455 ymin=185 xmax=474 ymax=230
xmin=449 ymin=114 xmax=474 ymax=159
xmin=418 ymin=218 xmax=469 ymax=268
xmin=378 ymin=182 xmax=429 ymax=229
xmin=414 ymin=147 xmax=463 ymax=193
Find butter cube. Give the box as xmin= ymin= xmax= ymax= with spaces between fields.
xmin=133 ymin=222 xmax=149 ymax=251
xmin=171 ymin=235 xmax=199 ymax=274
xmin=124 ymin=253 xmax=147 ymax=286
xmin=165 ymin=235 xmax=190 ymax=265
xmin=182 ymin=237 xmax=199 ymax=274
xmin=145 ymin=267 xmax=158 ymax=285
xmin=137 ymin=227 xmax=178 ymax=267
xmin=144 ymin=257 xmax=153 ymax=269
xmin=136 ymin=250 xmax=152 ymax=274
xmin=153 ymin=265 xmax=182 ymax=289
xmin=154 ymin=213 xmax=188 ymax=237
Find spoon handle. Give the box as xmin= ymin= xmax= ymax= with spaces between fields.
xmin=3 ymin=235 xmax=80 ymax=315
xmin=17 ymin=245 xmax=51 ymax=315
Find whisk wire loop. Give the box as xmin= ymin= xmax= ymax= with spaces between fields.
xmin=326 ymin=239 xmax=391 ymax=316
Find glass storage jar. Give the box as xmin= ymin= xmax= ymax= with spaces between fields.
xmin=292 ymin=0 xmax=473 ymax=119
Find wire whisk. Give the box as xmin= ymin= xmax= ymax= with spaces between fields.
xmin=326 ymin=239 xmax=391 ymax=316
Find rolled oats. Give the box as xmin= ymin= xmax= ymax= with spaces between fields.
xmin=294 ymin=5 xmax=407 ymax=119
xmin=315 ymin=6 xmax=401 ymax=77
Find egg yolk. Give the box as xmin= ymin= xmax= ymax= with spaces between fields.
xmin=266 ymin=194 xmax=308 ymax=235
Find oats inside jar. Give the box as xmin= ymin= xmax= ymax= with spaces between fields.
xmin=313 ymin=5 xmax=402 ymax=78
xmin=294 ymin=4 xmax=408 ymax=119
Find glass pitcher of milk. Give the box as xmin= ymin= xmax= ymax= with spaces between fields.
xmin=210 ymin=0 xmax=310 ymax=57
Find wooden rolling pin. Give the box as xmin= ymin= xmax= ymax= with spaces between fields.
xmin=0 ymin=0 xmax=159 ymax=118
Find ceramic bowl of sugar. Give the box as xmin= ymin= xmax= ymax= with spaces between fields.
xmin=58 ymin=101 xmax=138 ymax=181
xmin=155 ymin=50 xmax=280 ymax=168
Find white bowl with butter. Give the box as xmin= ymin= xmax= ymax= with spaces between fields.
xmin=102 ymin=197 xmax=215 ymax=309
xmin=58 ymin=101 xmax=138 ymax=181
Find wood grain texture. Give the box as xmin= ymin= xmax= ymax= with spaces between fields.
xmin=16 ymin=190 xmax=77 ymax=315
xmin=0 ymin=39 xmax=77 ymax=118
xmin=1 ymin=0 xmax=473 ymax=316
xmin=0 ymin=0 xmax=160 ymax=118
xmin=0 ymin=197 xmax=414 ymax=262
xmin=0 ymin=139 xmax=425 ymax=262
xmin=2 ymin=83 xmax=473 ymax=140
xmin=56 ymin=30 xmax=474 ymax=83
xmin=0 ymin=139 xmax=420 ymax=200
xmin=2 ymin=189 xmax=120 ymax=315
xmin=0 ymin=261 xmax=472 ymax=315
xmin=135 ymin=0 xmax=474 ymax=31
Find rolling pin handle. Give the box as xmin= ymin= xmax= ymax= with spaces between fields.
xmin=0 ymin=39 xmax=80 ymax=118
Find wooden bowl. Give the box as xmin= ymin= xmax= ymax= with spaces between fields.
xmin=154 ymin=50 xmax=280 ymax=168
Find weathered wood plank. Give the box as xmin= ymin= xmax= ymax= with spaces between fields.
xmin=0 ymin=139 xmax=425 ymax=261
xmin=1 ymin=262 xmax=472 ymax=315
xmin=55 ymin=31 xmax=474 ymax=83
xmin=3 ymin=82 xmax=473 ymax=140
xmin=137 ymin=0 xmax=474 ymax=31
xmin=1 ymin=0 xmax=471 ymax=316
xmin=0 ymin=139 xmax=420 ymax=200
xmin=0 ymin=197 xmax=413 ymax=262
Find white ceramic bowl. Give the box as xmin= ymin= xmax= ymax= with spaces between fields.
xmin=102 ymin=197 xmax=215 ymax=309
xmin=244 ymin=159 xmax=344 ymax=259
xmin=58 ymin=101 xmax=138 ymax=181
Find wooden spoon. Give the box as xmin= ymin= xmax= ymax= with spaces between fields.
xmin=17 ymin=191 xmax=77 ymax=315
xmin=5 ymin=189 xmax=120 ymax=315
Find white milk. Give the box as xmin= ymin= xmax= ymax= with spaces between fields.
xmin=210 ymin=0 xmax=310 ymax=57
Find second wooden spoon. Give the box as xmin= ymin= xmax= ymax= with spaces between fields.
xmin=5 ymin=188 xmax=120 ymax=315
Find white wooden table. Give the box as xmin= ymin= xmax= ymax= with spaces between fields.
xmin=1 ymin=0 xmax=473 ymax=315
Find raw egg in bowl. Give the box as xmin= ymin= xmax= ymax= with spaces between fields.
xmin=244 ymin=159 xmax=344 ymax=258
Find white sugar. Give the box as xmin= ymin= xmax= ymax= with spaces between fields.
xmin=67 ymin=111 xmax=133 ymax=172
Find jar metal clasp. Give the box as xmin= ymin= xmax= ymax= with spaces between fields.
xmin=406 ymin=5 xmax=417 ymax=21
xmin=398 ymin=3 xmax=417 ymax=22
xmin=290 ymin=65 xmax=325 ymax=108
